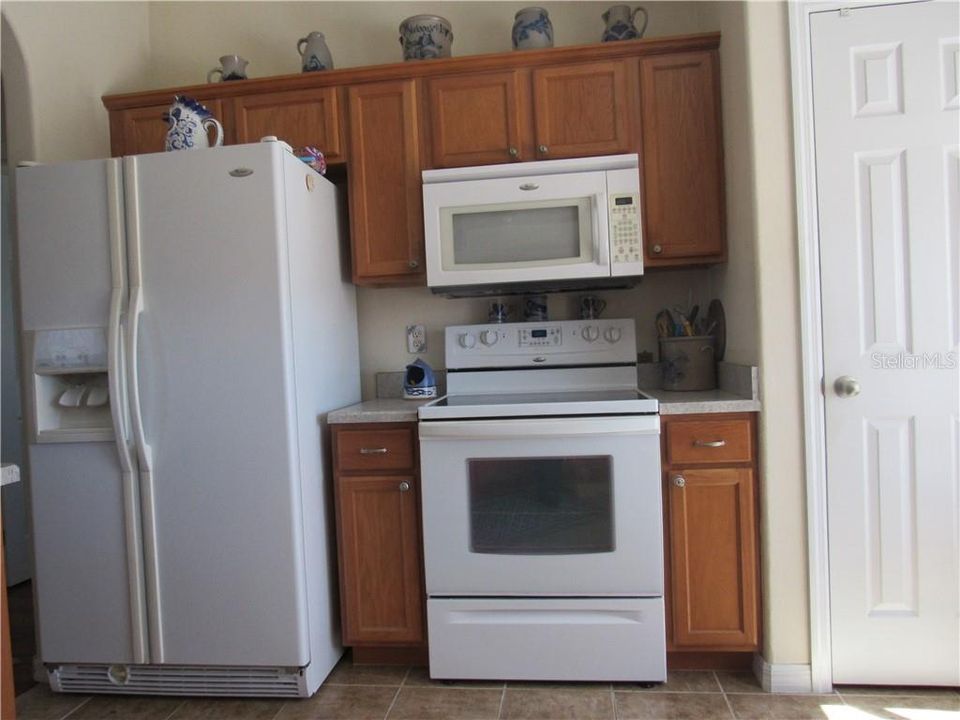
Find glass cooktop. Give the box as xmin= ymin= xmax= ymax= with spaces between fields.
xmin=419 ymin=388 xmax=658 ymax=420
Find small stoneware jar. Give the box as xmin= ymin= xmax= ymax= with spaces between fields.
xmin=512 ymin=7 xmax=554 ymax=50
xmin=399 ymin=15 xmax=453 ymax=60
xmin=207 ymin=55 xmax=248 ymax=82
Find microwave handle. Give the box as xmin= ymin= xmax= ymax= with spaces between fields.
xmin=592 ymin=194 xmax=609 ymax=267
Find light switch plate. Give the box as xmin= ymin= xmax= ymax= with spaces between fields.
xmin=406 ymin=324 xmax=426 ymax=353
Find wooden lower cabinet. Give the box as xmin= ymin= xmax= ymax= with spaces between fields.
xmin=662 ymin=413 xmax=760 ymax=653
xmin=331 ymin=423 xmax=425 ymax=648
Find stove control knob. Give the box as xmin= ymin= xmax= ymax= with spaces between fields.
xmin=603 ymin=327 xmax=623 ymax=344
xmin=582 ymin=325 xmax=600 ymax=343
xmin=480 ymin=330 xmax=499 ymax=347
xmin=458 ymin=332 xmax=477 ymax=349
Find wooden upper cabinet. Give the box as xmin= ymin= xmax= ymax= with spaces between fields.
xmin=348 ymin=79 xmax=424 ymax=285
xmin=639 ymin=50 xmax=725 ymax=265
xmin=230 ymin=87 xmax=345 ymax=163
xmin=667 ymin=466 xmax=758 ymax=649
xmin=426 ymin=70 xmax=527 ymax=168
xmin=110 ymin=100 xmax=226 ymax=157
xmin=532 ymin=61 xmax=632 ymax=160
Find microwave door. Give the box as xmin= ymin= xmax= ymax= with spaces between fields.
xmin=424 ymin=172 xmax=611 ymax=288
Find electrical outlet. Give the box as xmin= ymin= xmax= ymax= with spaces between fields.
xmin=406 ymin=324 xmax=426 ymax=353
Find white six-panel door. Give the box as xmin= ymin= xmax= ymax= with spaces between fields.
xmin=812 ymin=1 xmax=959 ymax=685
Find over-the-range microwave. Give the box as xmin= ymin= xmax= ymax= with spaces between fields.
xmin=422 ymin=154 xmax=643 ymax=296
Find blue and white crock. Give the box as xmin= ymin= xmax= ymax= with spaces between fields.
xmin=399 ymin=15 xmax=453 ymax=60
xmin=298 ymin=32 xmax=334 ymax=72
xmin=601 ymin=5 xmax=648 ymax=42
xmin=512 ymin=7 xmax=554 ymax=50
xmin=163 ymin=96 xmax=224 ymax=151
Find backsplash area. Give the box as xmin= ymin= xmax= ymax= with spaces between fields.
xmin=356 ymin=269 xmax=712 ymax=399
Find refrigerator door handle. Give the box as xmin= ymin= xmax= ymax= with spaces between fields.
xmin=106 ymin=160 xmax=150 ymax=664
xmin=124 ymin=156 xmax=165 ymax=663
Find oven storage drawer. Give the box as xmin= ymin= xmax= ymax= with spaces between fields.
xmin=427 ymin=597 xmax=666 ymax=682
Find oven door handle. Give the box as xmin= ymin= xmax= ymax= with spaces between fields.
xmin=418 ymin=416 xmax=659 ymax=440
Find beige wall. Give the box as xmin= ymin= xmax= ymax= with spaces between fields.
xmin=1 ymin=0 xmax=811 ymax=668
xmin=1 ymin=2 xmax=151 ymax=164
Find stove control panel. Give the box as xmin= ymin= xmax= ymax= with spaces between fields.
xmin=445 ymin=318 xmax=636 ymax=369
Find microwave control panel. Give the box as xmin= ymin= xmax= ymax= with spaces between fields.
xmin=609 ymin=193 xmax=642 ymax=264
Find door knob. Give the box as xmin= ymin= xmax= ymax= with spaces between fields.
xmin=834 ymin=375 xmax=861 ymax=398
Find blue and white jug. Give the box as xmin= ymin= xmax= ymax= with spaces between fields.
xmin=163 ymin=96 xmax=224 ymax=151
xmin=601 ymin=5 xmax=648 ymax=42
xmin=298 ymin=32 xmax=334 ymax=72
xmin=512 ymin=7 xmax=553 ymax=50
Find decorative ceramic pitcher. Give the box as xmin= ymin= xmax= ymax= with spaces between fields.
xmin=512 ymin=7 xmax=553 ymax=50
xmin=601 ymin=5 xmax=648 ymax=42
xmin=207 ymin=54 xmax=248 ymax=82
xmin=163 ymin=96 xmax=224 ymax=151
xmin=298 ymin=32 xmax=334 ymax=72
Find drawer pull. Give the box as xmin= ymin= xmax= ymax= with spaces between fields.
xmin=359 ymin=447 xmax=388 ymax=455
xmin=694 ymin=440 xmax=726 ymax=448
xmin=399 ymin=481 xmax=410 ymax=492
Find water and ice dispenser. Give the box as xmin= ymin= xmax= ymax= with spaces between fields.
xmin=27 ymin=328 xmax=113 ymax=443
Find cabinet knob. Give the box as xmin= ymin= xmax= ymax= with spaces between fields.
xmin=508 ymin=147 xmax=519 ymax=158
xmin=537 ymin=144 xmax=549 ymax=155
xmin=399 ymin=481 xmax=411 ymax=492
xmin=652 ymin=244 xmax=663 ymax=254
xmin=408 ymin=259 xmax=419 ymax=269
xmin=672 ymin=474 xmax=686 ymax=488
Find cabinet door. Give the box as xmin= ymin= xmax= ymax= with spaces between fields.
xmin=639 ymin=51 xmax=725 ymax=264
xmin=427 ymin=71 xmax=527 ymax=168
xmin=231 ymin=87 xmax=345 ymax=163
xmin=109 ymin=100 xmax=226 ymax=157
xmin=337 ymin=475 xmax=424 ymax=645
xmin=348 ymin=80 xmax=424 ymax=284
xmin=667 ymin=467 xmax=758 ymax=648
xmin=532 ymin=61 xmax=632 ymax=159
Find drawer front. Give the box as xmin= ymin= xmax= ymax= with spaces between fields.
xmin=666 ymin=418 xmax=753 ymax=465
xmin=336 ymin=428 xmax=415 ymax=471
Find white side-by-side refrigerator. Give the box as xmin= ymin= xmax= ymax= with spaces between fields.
xmin=14 ymin=141 xmax=359 ymax=697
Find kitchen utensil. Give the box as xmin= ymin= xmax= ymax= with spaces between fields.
xmin=488 ymin=301 xmax=511 ymax=323
xmin=523 ymin=295 xmax=548 ymax=322
xmin=297 ymin=32 xmax=334 ymax=71
xmin=163 ymin=96 xmax=224 ymax=151
xmin=399 ymin=15 xmax=453 ymax=60
xmin=579 ymin=295 xmax=607 ymax=319
xmin=207 ymin=55 xmax=248 ymax=82
xmin=512 ymin=7 xmax=554 ymax=50
xmin=403 ymin=358 xmax=438 ymax=399
xmin=706 ymin=299 xmax=726 ymax=361
xmin=601 ymin=5 xmax=648 ymax=41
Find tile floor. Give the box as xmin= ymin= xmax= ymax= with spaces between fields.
xmin=14 ymin=655 xmax=960 ymax=720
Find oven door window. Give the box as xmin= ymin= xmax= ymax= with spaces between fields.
xmin=467 ymin=456 xmax=614 ymax=555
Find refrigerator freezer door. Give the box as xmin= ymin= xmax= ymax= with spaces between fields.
xmin=29 ymin=443 xmax=139 ymax=663
xmin=125 ymin=145 xmax=310 ymax=666
xmin=16 ymin=160 xmax=114 ymax=332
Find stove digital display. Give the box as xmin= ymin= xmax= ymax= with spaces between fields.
xmin=531 ymin=329 xmax=548 ymax=338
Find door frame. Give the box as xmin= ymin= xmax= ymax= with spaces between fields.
xmin=788 ymin=0 xmax=930 ymax=694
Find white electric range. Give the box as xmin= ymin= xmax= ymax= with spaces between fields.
xmin=417 ymin=318 xmax=666 ymax=682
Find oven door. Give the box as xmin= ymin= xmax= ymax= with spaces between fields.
xmin=418 ymin=415 xmax=662 ymax=596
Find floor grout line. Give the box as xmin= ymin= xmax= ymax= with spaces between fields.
xmin=381 ymin=666 xmax=411 ymax=720
xmin=58 ymin=695 xmax=92 ymax=720
xmin=716 ymin=671 xmax=738 ymax=720
xmin=161 ymin=699 xmax=187 ymax=720
xmin=496 ymin=682 xmax=507 ymax=719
